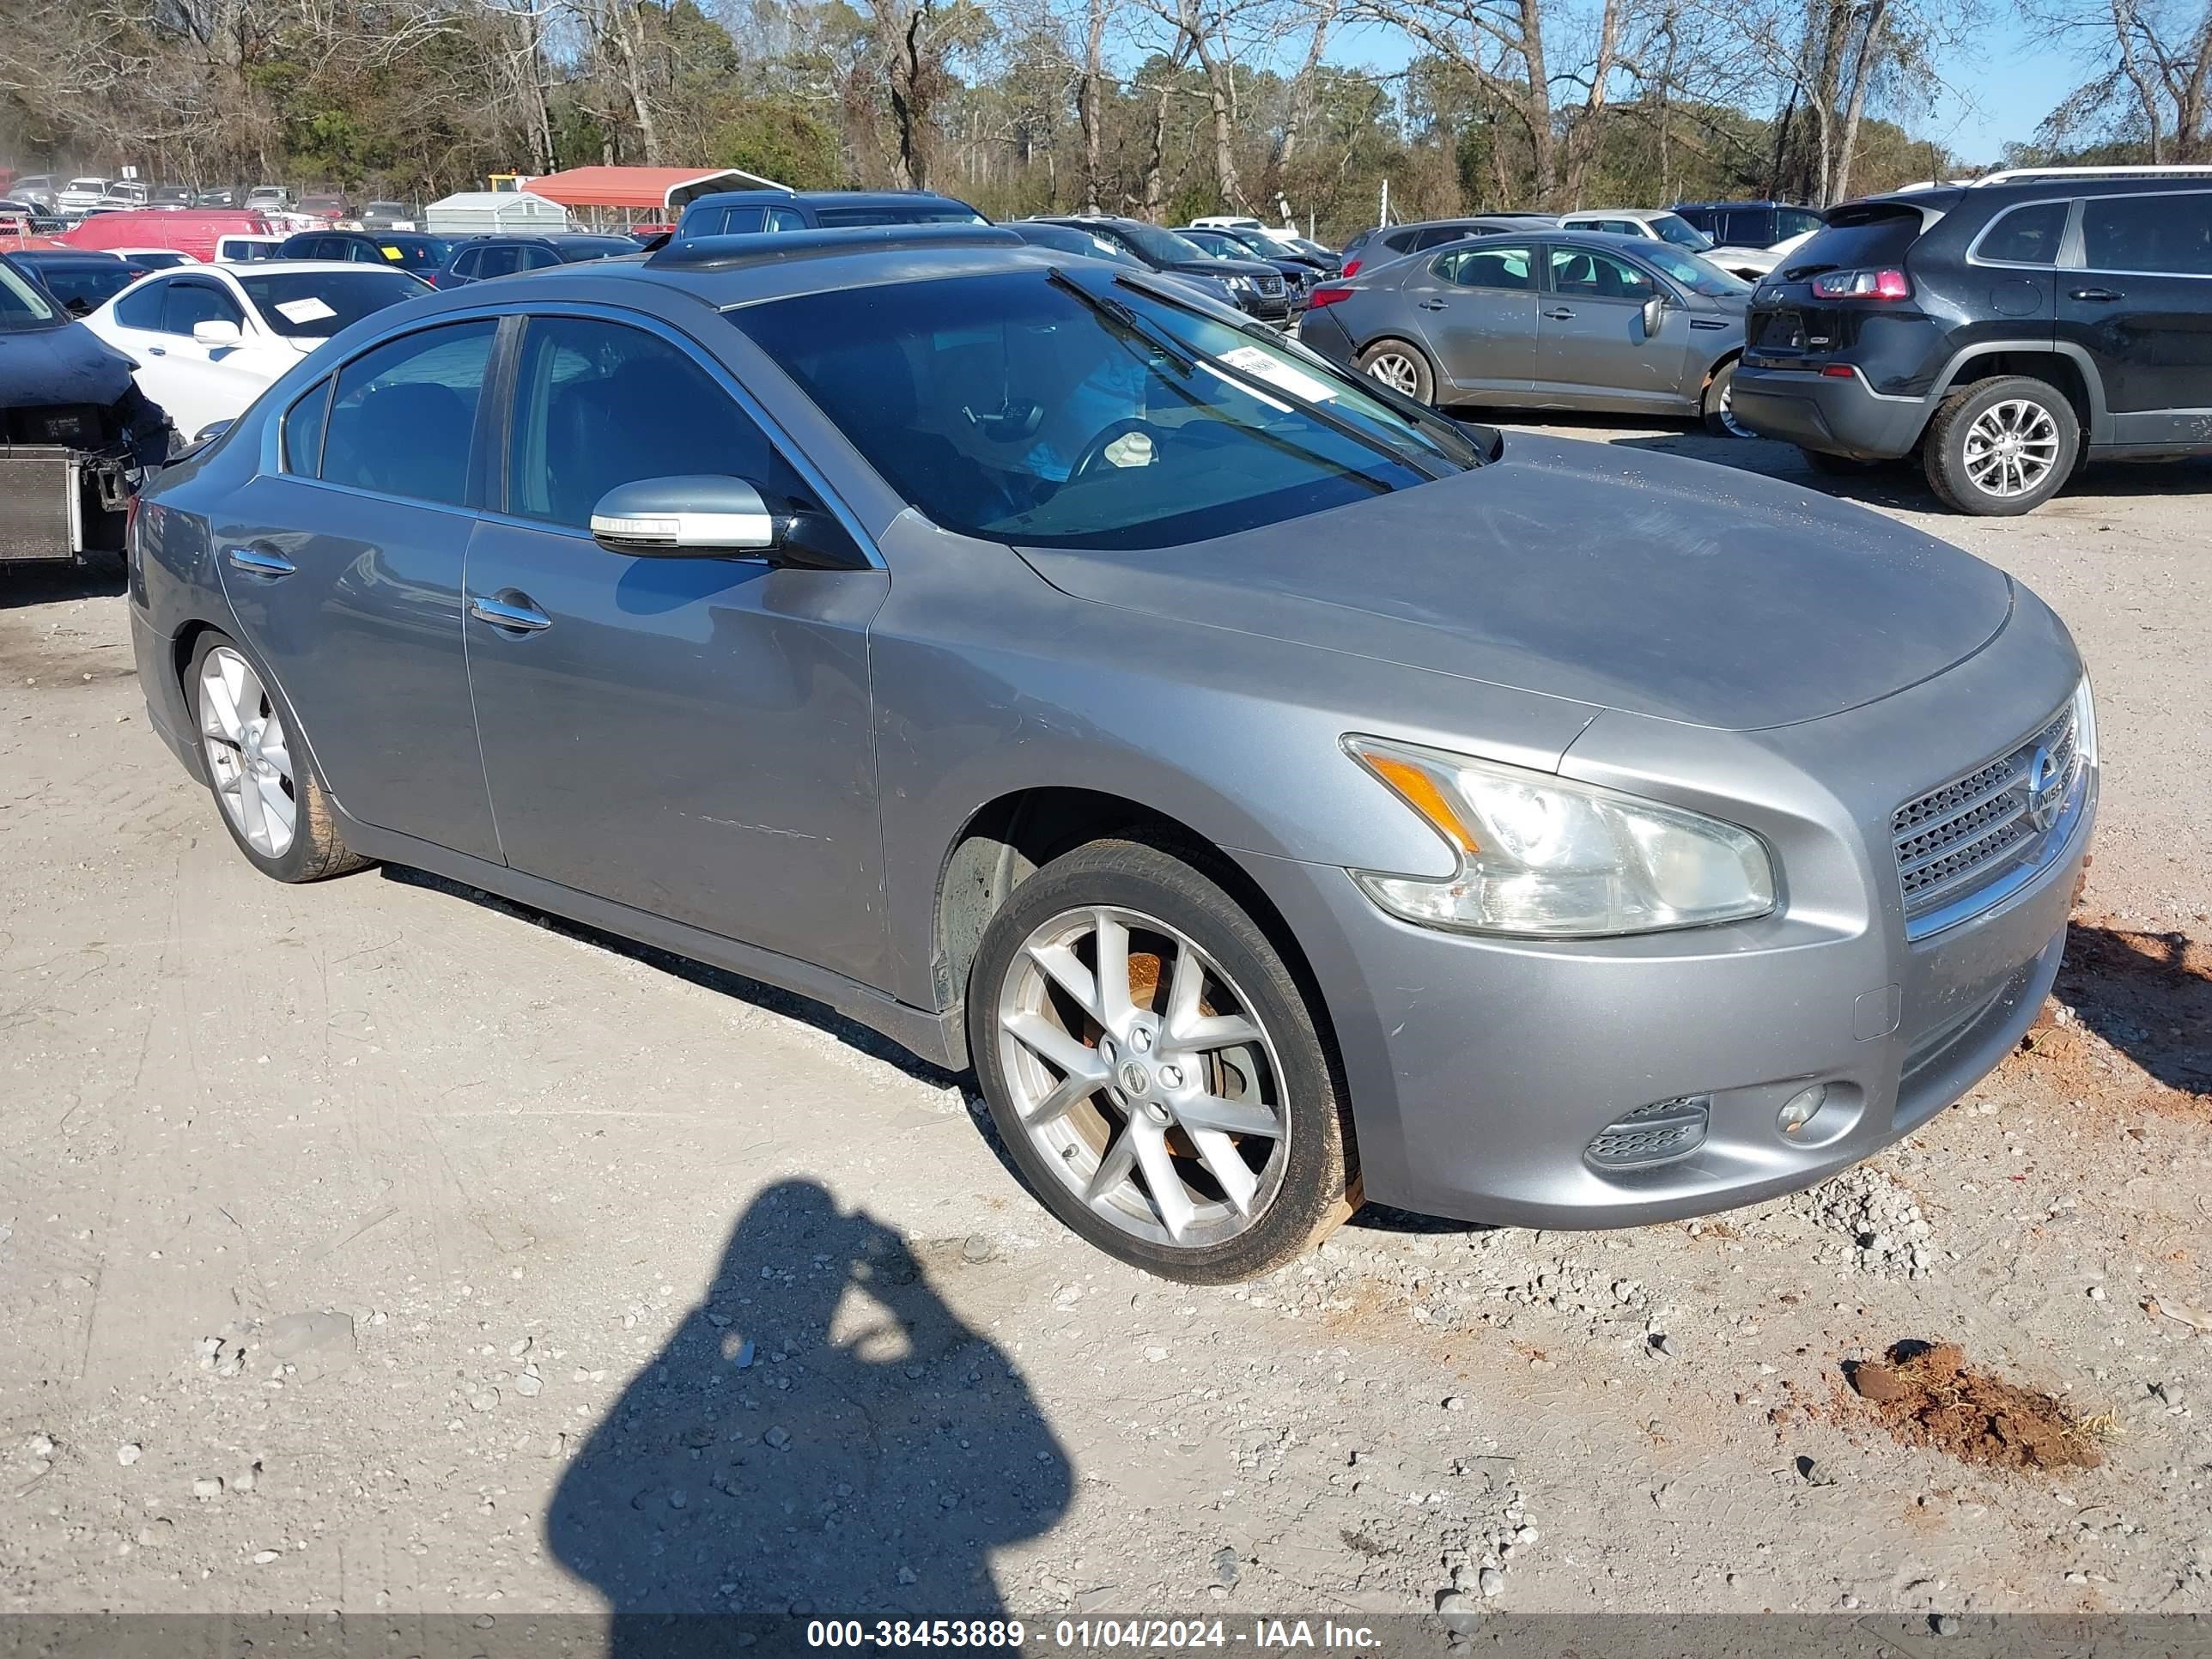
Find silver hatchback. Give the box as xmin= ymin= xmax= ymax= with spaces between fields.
xmin=129 ymin=227 xmax=2094 ymax=1282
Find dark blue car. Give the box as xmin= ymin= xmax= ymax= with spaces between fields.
xmin=438 ymin=234 xmax=643 ymax=286
xmin=673 ymin=189 xmax=985 ymax=240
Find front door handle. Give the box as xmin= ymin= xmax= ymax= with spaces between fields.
xmin=2069 ymin=287 xmax=2123 ymax=302
xmin=226 ymin=545 xmax=295 ymax=579
xmin=1418 ymin=298 xmax=1449 ymax=310
xmin=1545 ymin=307 xmax=1576 ymax=320
xmin=469 ymin=593 xmax=552 ymax=633
xmin=146 ymin=345 xmax=167 ymax=356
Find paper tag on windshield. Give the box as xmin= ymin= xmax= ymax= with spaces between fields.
xmin=1217 ymin=343 xmax=1339 ymax=404
xmin=381 ymin=246 xmax=404 ymax=260
xmin=274 ymin=296 xmax=336 ymax=324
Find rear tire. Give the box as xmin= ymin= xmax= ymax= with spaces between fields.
xmin=188 ymin=631 xmax=370 ymax=884
xmin=1922 ymin=375 xmax=2078 ymax=516
xmin=968 ymin=838 xmax=1358 ymax=1284
xmin=1357 ymin=338 xmax=1435 ymax=406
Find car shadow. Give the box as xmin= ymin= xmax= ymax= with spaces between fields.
xmin=2053 ymin=922 xmax=2212 ymax=1098
xmin=0 ymin=554 xmax=125 ymax=611
xmin=545 ymin=1179 xmax=1073 ymax=1647
xmin=379 ymin=866 xmax=966 ymax=1093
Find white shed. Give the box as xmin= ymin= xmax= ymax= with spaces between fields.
xmin=422 ymin=191 xmax=573 ymax=237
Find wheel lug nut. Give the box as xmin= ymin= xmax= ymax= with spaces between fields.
xmin=1159 ymin=1065 xmax=1183 ymax=1089
xmin=1129 ymin=1027 xmax=1152 ymax=1053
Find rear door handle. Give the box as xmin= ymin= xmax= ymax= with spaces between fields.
xmin=1544 ymin=307 xmax=1576 ymax=320
xmin=2069 ymin=287 xmax=2123 ymax=302
xmin=226 ymin=545 xmax=295 ymax=579
xmin=469 ymin=593 xmax=552 ymax=633
xmin=1418 ymin=298 xmax=1449 ymax=310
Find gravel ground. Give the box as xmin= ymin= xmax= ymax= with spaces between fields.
xmin=1 ymin=423 xmax=2206 ymax=1626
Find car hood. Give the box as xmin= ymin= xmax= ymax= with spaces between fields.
xmin=1015 ymin=435 xmax=2013 ymax=731
xmin=0 ymin=319 xmax=139 ymax=410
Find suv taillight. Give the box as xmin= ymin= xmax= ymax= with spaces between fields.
xmin=1810 ymin=266 xmax=1911 ymax=300
xmin=1307 ymin=284 xmax=1353 ymax=309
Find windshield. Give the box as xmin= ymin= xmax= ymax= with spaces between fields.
xmin=0 ymin=258 xmax=61 ymax=330
xmin=1111 ymin=222 xmax=1212 ymax=265
xmin=1649 ymin=213 xmax=1714 ymax=252
xmin=239 ymin=268 xmax=423 ymax=337
xmin=380 ymin=236 xmax=450 ymax=269
xmin=1638 ymin=245 xmax=1752 ymax=297
xmin=730 ymin=269 xmax=1474 ymax=550
xmin=814 ymin=204 xmax=986 ymax=228
xmin=1178 ymin=231 xmax=1244 ymax=261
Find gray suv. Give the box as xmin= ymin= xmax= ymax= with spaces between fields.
xmin=128 ymin=224 xmax=2096 ymax=1283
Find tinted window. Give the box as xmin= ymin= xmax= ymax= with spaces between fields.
xmin=1638 ymin=245 xmax=1752 ymax=297
xmin=732 ymin=270 xmax=1468 ymax=550
xmin=0 ymin=258 xmax=59 ymax=330
xmin=1648 ymin=213 xmax=1714 ymax=251
xmin=557 ymin=238 xmax=639 ymax=261
xmin=518 ymin=246 xmax=562 ymax=270
xmin=283 ymin=377 xmax=332 ymax=476
xmin=1549 ymin=246 xmax=1656 ymax=299
xmin=161 ymin=281 xmax=245 ymax=334
xmin=764 ymin=207 xmax=805 ymax=233
xmin=1379 ymin=229 xmax=1419 ymax=255
xmin=2081 ymin=191 xmax=2212 ymax=276
xmin=1432 ymin=245 xmax=1534 ymax=289
xmin=506 ymin=316 xmax=770 ymax=528
xmin=1778 ymin=206 xmax=1923 ymax=279
xmin=1776 ymin=208 xmax=1826 ymax=240
xmin=112 ymin=278 xmax=167 ymax=330
xmin=31 ymin=262 xmax=136 ymax=313
xmin=1977 ymin=201 xmax=2067 ymax=266
xmin=717 ymin=205 xmax=765 ymax=234
xmin=319 ymin=321 xmax=494 ymax=505
xmin=238 ymin=269 xmax=422 ymax=338
xmin=475 ymin=246 xmax=523 ymax=278
xmin=380 ymin=237 xmax=451 ymax=270
xmin=814 ymin=204 xmax=984 ymax=228
xmin=449 ymin=246 xmax=480 ymax=278
xmin=1413 ymin=226 xmax=1468 ymax=251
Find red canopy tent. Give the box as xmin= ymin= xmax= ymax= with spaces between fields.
xmin=520 ymin=166 xmax=787 ymax=230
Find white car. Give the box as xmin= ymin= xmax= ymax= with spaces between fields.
xmin=82 ymin=259 xmax=429 ymax=440
xmin=1557 ymin=208 xmax=1784 ymax=281
xmin=107 ymin=247 xmax=202 ymax=270
xmin=55 ymin=177 xmax=110 ymax=217
xmin=214 ymin=234 xmax=287 ymax=264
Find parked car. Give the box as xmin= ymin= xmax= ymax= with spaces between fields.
xmin=85 ymin=260 xmax=428 ymax=440
xmin=245 ymin=185 xmax=295 ymax=212
xmin=55 ymin=178 xmax=111 ymax=218
xmin=1339 ymin=215 xmax=1561 ymax=277
xmin=3 ymin=248 xmax=149 ymax=315
xmin=1734 ymin=167 xmax=2212 ymax=514
xmin=1672 ymin=200 xmax=1826 ymax=252
xmin=1176 ymin=226 xmax=1314 ymax=306
xmin=0 ymin=252 xmax=169 ymax=564
xmin=439 ymin=233 xmax=641 ymax=285
xmin=127 ymin=222 xmax=2097 ymax=1281
xmin=104 ymin=247 xmax=198 ymax=270
xmin=196 ymin=187 xmax=242 ymax=209
xmin=1555 ymin=207 xmax=1796 ymax=279
xmin=215 ymin=233 xmax=287 ymax=263
xmin=1192 ymin=222 xmax=1340 ymax=275
xmin=11 ymin=174 xmax=58 ymax=212
xmin=359 ymin=202 xmax=419 ymax=231
xmin=101 ymin=181 xmax=150 ymax=210
xmin=149 ymin=184 xmax=195 ymax=209
xmin=1004 ymin=221 xmax=1240 ymax=307
xmin=276 ymin=229 xmax=453 ymax=279
xmin=1300 ymin=228 xmax=1753 ymax=432
xmin=297 ymin=192 xmax=349 ymax=223
xmin=1031 ymin=215 xmax=1293 ymax=324
xmin=674 ymin=189 xmax=986 ymax=240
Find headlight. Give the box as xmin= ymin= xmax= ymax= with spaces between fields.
xmin=1224 ymin=274 xmax=1251 ymax=291
xmin=2069 ymin=674 xmax=2096 ymax=769
xmin=1344 ymin=736 xmax=1777 ymax=938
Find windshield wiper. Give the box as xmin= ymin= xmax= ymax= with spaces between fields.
xmin=1047 ymin=265 xmax=1197 ymax=373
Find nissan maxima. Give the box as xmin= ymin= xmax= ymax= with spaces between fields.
xmin=127 ymin=224 xmax=2096 ymax=1283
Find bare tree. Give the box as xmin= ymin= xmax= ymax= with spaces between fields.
xmin=2032 ymin=0 xmax=2212 ymax=161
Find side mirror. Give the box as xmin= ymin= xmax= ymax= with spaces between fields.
xmin=590 ymin=475 xmax=777 ymax=557
xmin=193 ymin=319 xmax=242 ymax=346
xmin=1639 ymin=294 xmax=1667 ymax=338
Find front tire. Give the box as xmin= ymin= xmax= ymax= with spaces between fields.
xmin=1703 ymin=358 xmax=1751 ymax=437
xmin=1357 ymin=338 xmax=1435 ymax=405
xmin=968 ymin=839 xmax=1358 ymax=1284
xmin=189 ymin=632 xmax=369 ymax=883
xmin=1922 ymin=375 xmax=2079 ymax=515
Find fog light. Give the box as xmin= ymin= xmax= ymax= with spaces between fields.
xmin=1778 ymin=1085 xmax=1829 ymax=1139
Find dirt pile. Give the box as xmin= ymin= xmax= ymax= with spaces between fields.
xmin=1844 ymin=1342 xmax=2105 ymax=1472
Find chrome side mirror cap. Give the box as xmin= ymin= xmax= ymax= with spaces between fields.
xmin=589 ymin=475 xmax=777 ymax=556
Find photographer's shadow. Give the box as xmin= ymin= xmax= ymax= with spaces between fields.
xmin=547 ymin=1181 xmax=1072 ymax=1650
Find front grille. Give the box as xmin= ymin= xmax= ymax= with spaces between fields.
xmin=1257 ymin=274 xmax=1285 ymax=297
xmin=1585 ymin=1096 xmax=1710 ymax=1171
xmin=1893 ymin=702 xmax=2078 ymax=933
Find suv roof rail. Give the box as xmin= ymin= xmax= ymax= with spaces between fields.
xmin=647 ymin=222 xmax=1021 ymax=271
xmin=1968 ymin=164 xmax=2212 ymax=186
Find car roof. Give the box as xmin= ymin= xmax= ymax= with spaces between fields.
xmin=11 ymin=248 xmax=131 ymax=264
xmin=684 ymin=189 xmax=975 ymax=212
xmin=1561 ymin=208 xmax=1668 ymax=219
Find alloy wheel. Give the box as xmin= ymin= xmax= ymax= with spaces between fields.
xmin=1717 ymin=377 xmax=1754 ymax=438
xmin=1962 ymin=399 xmax=2060 ymax=499
xmin=996 ymin=905 xmax=1289 ymax=1251
xmin=1365 ymin=352 xmax=1421 ymax=398
xmin=198 ymin=646 xmax=298 ymax=858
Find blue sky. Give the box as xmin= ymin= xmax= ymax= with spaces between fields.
xmin=1324 ymin=27 xmax=2089 ymax=167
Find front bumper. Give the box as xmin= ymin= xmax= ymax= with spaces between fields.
xmin=1241 ymin=594 xmax=2094 ymax=1229
xmin=1731 ymin=365 xmax=1932 ymax=461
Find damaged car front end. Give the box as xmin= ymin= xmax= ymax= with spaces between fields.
xmin=2 ymin=252 xmax=170 ymax=564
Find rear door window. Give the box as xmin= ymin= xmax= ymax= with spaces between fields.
xmin=161 ymin=280 xmax=245 ymax=335
xmin=2081 ymin=191 xmax=2212 ymax=276
xmin=1974 ymin=201 xmax=2068 ymax=266
xmin=319 ymin=320 xmax=495 ymax=506
xmin=1433 ymin=245 xmax=1534 ymax=289
xmin=717 ymin=206 xmax=766 ymax=235
xmin=475 ymin=245 xmax=524 ymax=278
xmin=763 ymin=207 xmax=805 ymax=233
xmin=1547 ymin=246 xmax=1657 ymax=300
xmin=1777 ymin=206 xmax=1923 ymax=279
xmin=112 ymin=278 xmax=168 ymax=331
xmin=283 ymin=377 xmax=332 ymax=476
